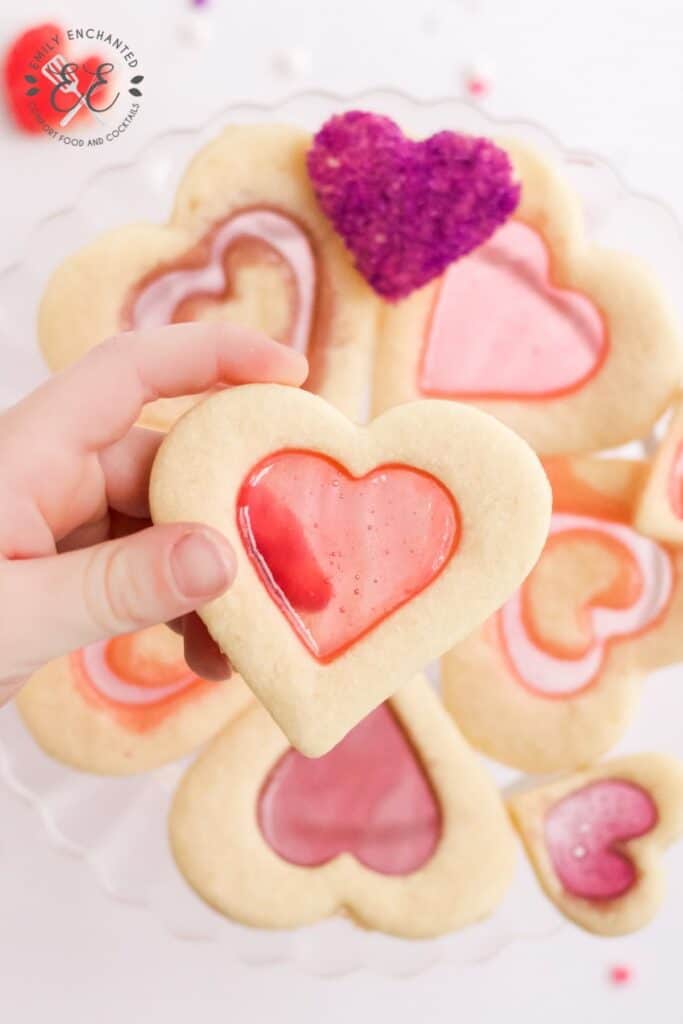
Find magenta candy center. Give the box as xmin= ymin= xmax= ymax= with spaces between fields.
xmin=544 ymin=779 xmax=657 ymax=901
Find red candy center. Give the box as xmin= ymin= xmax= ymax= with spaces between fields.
xmin=236 ymin=450 xmax=459 ymax=662
xmin=257 ymin=703 xmax=442 ymax=874
xmin=544 ymin=779 xmax=657 ymax=901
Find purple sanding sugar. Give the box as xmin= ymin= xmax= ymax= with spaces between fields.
xmin=307 ymin=110 xmax=520 ymax=301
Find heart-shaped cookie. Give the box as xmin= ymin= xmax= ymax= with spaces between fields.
xmin=307 ymin=111 xmax=520 ymax=300
xmin=150 ymin=383 xmax=551 ymax=755
xmin=170 ymin=675 xmax=516 ymax=937
xmin=17 ymin=624 xmax=252 ymax=775
xmin=508 ymin=754 xmax=683 ymax=935
xmin=38 ymin=124 xmax=380 ymax=428
xmin=373 ymin=139 xmax=682 ymax=455
xmin=635 ymin=394 xmax=683 ymax=544
xmin=442 ymin=457 xmax=683 ymax=773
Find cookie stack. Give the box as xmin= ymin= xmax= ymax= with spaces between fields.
xmin=23 ymin=111 xmax=683 ymax=940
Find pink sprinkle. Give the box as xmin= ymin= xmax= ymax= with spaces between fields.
xmin=608 ymin=964 xmax=634 ymax=986
xmin=467 ymin=77 xmax=489 ymax=97
xmin=463 ymin=60 xmax=494 ymax=100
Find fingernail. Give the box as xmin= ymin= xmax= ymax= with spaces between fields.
xmin=170 ymin=531 xmax=235 ymax=599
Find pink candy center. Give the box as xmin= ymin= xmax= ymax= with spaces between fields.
xmin=419 ymin=221 xmax=607 ymax=399
xmin=129 ymin=208 xmax=316 ymax=354
xmin=258 ymin=703 xmax=442 ymax=874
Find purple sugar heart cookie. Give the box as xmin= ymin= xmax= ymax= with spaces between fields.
xmin=307 ymin=111 xmax=520 ymax=301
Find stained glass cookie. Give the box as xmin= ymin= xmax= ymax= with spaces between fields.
xmin=169 ymin=675 xmax=516 ymax=938
xmin=150 ymin=382 xmax=551 ymax=754
xmin=18 ymin=623 xmax=252 ymax=775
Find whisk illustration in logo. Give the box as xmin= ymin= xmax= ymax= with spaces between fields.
xmin=20 ymin=25 xmax=143 ymax=146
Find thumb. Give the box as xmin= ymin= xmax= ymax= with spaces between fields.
xmin=0 ymin=523 xmax=235 ymax=697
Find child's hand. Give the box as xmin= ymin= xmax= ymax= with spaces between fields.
xmin=0 ymin=322 xmax=308 ymax=704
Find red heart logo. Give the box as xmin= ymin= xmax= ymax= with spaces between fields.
xmin=419 ymin=221 xmax=607 ymax=399
xmin=3 ymin=22 xmax=108 ymax=134
xmin=127 ymin=209 xmax=315 ymax=357
xmin=237 ymin=450 xmax=460 ymax=662
xmin=257 ymin=702 xmax=442 ymax=874
xmin=544 ymin=779 xmax=657 ymax=900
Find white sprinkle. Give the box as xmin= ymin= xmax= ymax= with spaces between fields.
xmin=271 ymin=47 xmax=313 ymax=79
xmin=177 ymin=13 xmax=214 ymax=47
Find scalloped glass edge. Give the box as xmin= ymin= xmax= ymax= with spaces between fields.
xmin=0 ymin=88 xmax=682 ymax=976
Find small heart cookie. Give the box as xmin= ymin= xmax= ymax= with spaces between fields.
xmin=373 ymin=139 xmax=682 ymax=454
xmin=442 ymin=457 xmax=683 ymax=773
xmin=169 ymin=675 xmax=516 ymax=937
xmin=150 ymin=383 xmax=551 ymax=754
xmin=38 ymin=124 xmax=379 ymax=428
xmin=635 ymin=394 xmax=683 ymax=544
xmin=17 ymin=624 xmax=252 ymax=775
xmin=508 ymin=754 xmax=683 ymax=935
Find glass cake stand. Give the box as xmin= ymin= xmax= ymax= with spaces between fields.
xmin=1 ymin=89 xmax=682 ymax=976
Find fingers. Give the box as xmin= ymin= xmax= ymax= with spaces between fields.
xmin=98 ymin=426 xmax=164 ymax=518
xmin=182 ymin=613 xmax=232 ymax=681
xmin=57 ymin=513 xmax=110 ymax=553
xmin=56 ymin=510 xmax=148 ymax=553
xmin=0 ymin=522 xmax=236 ymax=698
xmin=13 ymin=322 xmax=309 ymax=452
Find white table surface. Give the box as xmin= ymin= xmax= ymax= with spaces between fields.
xmin=1 ymin=0 xmax=683 ymax=1019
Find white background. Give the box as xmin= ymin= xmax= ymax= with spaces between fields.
xmin=1 ymin=0 xmax=683 ymax=1020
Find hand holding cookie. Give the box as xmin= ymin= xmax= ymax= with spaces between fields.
xmin=0 ymin=321 xmax=307 ymax=704
xmin=14 ymin=107 xmax=683 ymax=944
xmin=150 ymin=382 xmax=551 ymax=754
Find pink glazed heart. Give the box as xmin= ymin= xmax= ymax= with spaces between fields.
xmin=257 ymin=703 xmax=442 ymax=875
xmin=420 ymin=221 xmax=608 ymax=399
xmin=307 ymin=111 xmax=520 ymax=300
xmin=544 ymin=779 xmax=657 ymax=900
